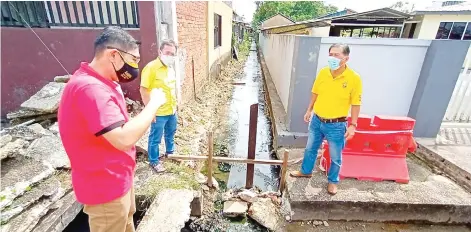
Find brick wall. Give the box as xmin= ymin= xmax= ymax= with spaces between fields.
xmin=176 ymin=2 xmax=208 ymax=103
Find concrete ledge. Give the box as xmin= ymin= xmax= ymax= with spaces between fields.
xmin=287 ymin=157 xmax=471 ymax=224
xmin=415 ymin=138 xmax=471 ymax=193
xmin=257 ymin=46 xmax=308 ymax=148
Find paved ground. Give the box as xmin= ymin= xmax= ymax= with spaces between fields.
xmin=285 ymin=149 xmax=471 ymax=223
xmin=285 ymin=221 xmax=471 ymax=232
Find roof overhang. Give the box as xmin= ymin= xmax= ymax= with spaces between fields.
xmin=326 ymin=8 xmax=411 ymax=21
xmin=261 ymin=20 xmax=330 ymax=34
xmin=413 ymin=11 xmax=471 ymax=15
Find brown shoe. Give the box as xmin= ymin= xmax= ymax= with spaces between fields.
xmin=289 ymin=170 xmax=312 ymax=178
xmin=327 ymin=183 xmax=337 ymax=195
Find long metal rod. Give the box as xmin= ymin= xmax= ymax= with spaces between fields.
xmin=166 ymin=154 xmax=284 ymax=165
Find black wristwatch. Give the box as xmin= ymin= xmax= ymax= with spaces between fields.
xmin=350 ymin=123 xmax=358 ymax=128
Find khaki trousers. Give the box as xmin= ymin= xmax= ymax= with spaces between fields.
xmin=83 ymin=188 xmax=136 ymax=232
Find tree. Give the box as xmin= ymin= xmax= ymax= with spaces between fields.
xmin=252 ymin=1 xmax=338 ymax=29
xmin=390 ymin=1 xmax=415 ymax=13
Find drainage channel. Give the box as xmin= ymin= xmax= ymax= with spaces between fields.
xmin=226 ymin=42 xmax=279 ymax=192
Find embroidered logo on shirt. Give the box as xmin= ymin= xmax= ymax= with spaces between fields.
xmin=342 ymin=82 xmax=347 ymax=88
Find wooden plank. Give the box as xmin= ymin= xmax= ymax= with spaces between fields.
xmin=279 ymin=149 xmax=289 ymax=193
xmin=246 ymin=104 xmax=258 ymax=189
xmin=165 ymin=155 xmax=284 ymax=165
xmin=207 ymin=132 xmax=214 ymax=187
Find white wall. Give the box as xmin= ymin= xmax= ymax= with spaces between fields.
xmin=310 ymin=26 xmax=331 ymax=37
xmin=261 ymin=34 xmax=296 ymax=112
xmin=318 ymin=37 xmax=431 ymax=117
xmin=208 ymin=1 xmax=233 ymax=69
xmin=416 ymin=14 xmax=471 ymax=39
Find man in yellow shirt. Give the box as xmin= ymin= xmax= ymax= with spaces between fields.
xmin=140 ymin=40 xmax=178 ymax=173
xmin=290 ymin=44 xmax=362 ymax=195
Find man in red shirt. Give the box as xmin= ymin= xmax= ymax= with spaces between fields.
xmin=58 ymin=26 xmax=166 ymax=232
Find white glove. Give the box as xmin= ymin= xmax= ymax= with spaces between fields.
xmin=149 ymin=88 xmax=166 ymax=108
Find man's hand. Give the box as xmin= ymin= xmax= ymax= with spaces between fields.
xmin=149 ymin=88 xmax=166 ymax=108
xmin=304 ymin=111 xmax=312 ymax=123
xmin=344 ymin=125 xmax=356 ymax=140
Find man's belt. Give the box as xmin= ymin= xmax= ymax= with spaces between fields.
xmin=316 ymin=115 xmax=347 ymax=123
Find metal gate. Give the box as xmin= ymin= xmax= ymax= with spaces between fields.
xmin=443 ymin=45 xmax=471 ymax=123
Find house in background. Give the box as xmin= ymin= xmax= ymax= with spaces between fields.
xmin=260 ymin=13 xmax=294 ymax=29
xmin=260 ymin=8 xmax=411 ymax=38
xmin=402 ymin=2 xmax=471 ymax=40
xmin=208 ymin=1 xmax=233 ymax=79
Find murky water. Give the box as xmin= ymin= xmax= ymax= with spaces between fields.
xmin=226 ymin=42 xmax=279 ymax=192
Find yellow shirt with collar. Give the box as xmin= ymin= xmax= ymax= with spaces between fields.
xmin=140 ymin=58 xmax=177 ymax=116
xmin=312 ymin=66 xmax=362 ymax=119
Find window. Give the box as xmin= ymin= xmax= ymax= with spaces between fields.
xmin=436 ymin=22 xmax=453 ymax=39
xmin=435 ymin=22 xmax=471 ymax=40
xmin=463 ymin=23 xmax=471 ymax=40
xmin=214 ymin=13 xmax=222 ymax=48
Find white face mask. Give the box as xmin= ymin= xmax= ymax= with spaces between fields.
xmin=160 ymin=55 xmax=175 ymax=66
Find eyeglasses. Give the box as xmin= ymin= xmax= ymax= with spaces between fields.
xmin=107 ymin=46 xmax=140 ymax=62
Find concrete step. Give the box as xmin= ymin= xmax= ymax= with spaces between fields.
xmin=286 ymin=157 xmax=471 ymax=224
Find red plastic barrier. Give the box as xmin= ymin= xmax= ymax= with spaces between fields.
xmin=321 ymin=115 xmax=416 ymax=184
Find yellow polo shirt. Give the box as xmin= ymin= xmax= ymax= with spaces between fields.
xmin=140 ymin=58 xmax=177 ymax=116
xmin=312 ymin=66 xmax=362 ymax=119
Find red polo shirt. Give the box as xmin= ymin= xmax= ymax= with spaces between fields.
xmin=58 ymin=62 xmax=136 ymax=205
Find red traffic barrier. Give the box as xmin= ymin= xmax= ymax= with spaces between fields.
xmin=321 ymin=115 xmax=416 ymax=183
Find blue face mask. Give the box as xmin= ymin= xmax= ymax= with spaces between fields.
xmin=328 ymin=56 xmax=342 ymax=70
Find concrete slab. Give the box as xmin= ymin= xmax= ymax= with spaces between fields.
xmin=258 ymin=47 xmax=308 ymax=149
xmin=20 ymin=82 xmax=65 ymax=113
xmin=136 ymin=189 xmax=194 ymax=232
xmin=1 ymin=156 xmax=55 ymax=210
xmin=415 ymin=137 xmax=471 ymax=193
xmin=1 ymin=177 xmax=61 ymax=224
xmin=31 ymin=191 xmax=82 ymax=232
xmin=286 ymin=157 xmax=471 ymax=224
xmin=25 ymin=135 xmax=70 ymax=169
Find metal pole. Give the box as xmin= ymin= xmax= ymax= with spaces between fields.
xmin=245 ymin=103 xmax=258 ymax=189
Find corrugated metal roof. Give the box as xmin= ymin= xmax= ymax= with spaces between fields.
xmin=414 ymin=1 xmax=471 ymax=14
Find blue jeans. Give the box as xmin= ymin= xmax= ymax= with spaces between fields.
xmin=301 ymin=115 xmax=346 ymax=184
xmin=148 ymin=114 xmax=177 ymax=165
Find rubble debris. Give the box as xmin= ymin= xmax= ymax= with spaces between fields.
xmin=25 ymin=136 xmax=70 ymax=169
xmin=53 ymin=75 xmax=71 ymax=83
xmin=4 ymin=124 xmax=47 ymax=141
xmin=223 ymin=201 xmax=248 ymax=217
xmin=0 ymin=139 xmax=29 ymax=160
xmin=48 ymin=122 xmax=59 ymax=134
xmin=1 ymin=157 xmax=55 ymax=210
xmin=248 ymin=198 xmax=283 ymax=231
xmin=323 ymin=221 xmax=330 ymax=227
xmin=238 ymin=189 xmax=258 ymax=203
xmin=9 ymin=114 xmax=57 ymax=127
xmin=28 ymin=123 xmax=53 ymax=136
xmin=195 ymin=172 xmax=207 ymax=184
xmin=0 ymin=188 xmax=65 ymax=232
xmin=20 ymin=82 xmax=66 ymax=113
xmin=190 ymin=191 xmax=203 ymax=217
xmin=0 ymin=134 xmax=13 ymax=148
xmin=31 ymin=192 xmax=82 ymax=232
xmin=1 ymin=177 xmax=61 ymax=224
xmin=6 ymin=109 xmax=49 ymax=120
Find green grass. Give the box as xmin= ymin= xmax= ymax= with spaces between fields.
xmin=136 ymin=162 xmax=200 ymax=198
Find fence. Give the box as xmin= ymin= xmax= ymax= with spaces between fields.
xmin=167 ymin=104 xmax=292 ymax=192
xmin=1 ymin=1 xmax=139 ymax=28
xmin=443 ymin=45 xmax=471 ymax=123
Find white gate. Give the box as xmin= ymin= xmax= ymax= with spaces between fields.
xmin=443 ymin=46 xmax=471 ymax=123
